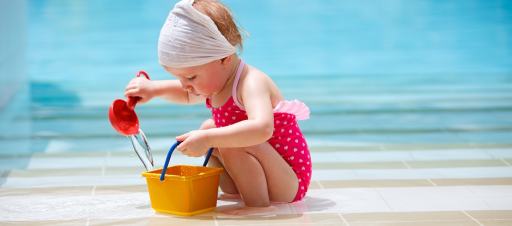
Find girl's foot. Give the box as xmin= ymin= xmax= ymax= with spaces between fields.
xmin=218 ymin=193 xmax=241 ymax=200
xmin=221 ymin=205 xmax=278 ymax=216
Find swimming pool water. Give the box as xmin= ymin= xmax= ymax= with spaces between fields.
xmin=1 ymin=0 xmax=511 ymax=160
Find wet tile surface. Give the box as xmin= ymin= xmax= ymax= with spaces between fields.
xmin=2 ymin=146 xmax=512 ymax=226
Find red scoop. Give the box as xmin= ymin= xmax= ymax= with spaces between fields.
xmin=109 ymin=71 xmax=150 ymax=136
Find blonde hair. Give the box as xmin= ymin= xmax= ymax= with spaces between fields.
xmin=192 ymin=0 xmax=243 ymax=51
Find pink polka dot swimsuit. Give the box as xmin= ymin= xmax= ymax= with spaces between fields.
xmin=206 ymin=60 xmax=312 ymax=202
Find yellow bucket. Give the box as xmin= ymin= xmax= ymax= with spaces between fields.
xmin=142 ymin=165 xmax=223 ymax=216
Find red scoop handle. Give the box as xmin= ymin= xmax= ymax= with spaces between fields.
xmin=127 ymin=71 xmax=151 ymax=109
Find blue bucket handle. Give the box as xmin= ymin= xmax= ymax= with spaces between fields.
xmin=159 ymin=141 xmax=214 ymax=181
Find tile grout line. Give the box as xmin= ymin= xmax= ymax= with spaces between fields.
xmin=402 ymin=160 xmax=441 ymax=187
xmin=374 ymin=188 xmax=394 ymax=212
xmin=94 ymin=151 xmax=105 ymax=200
xmin=315 ymin=180 xmax=325 ymax=189
xmin=213 ymin=215 xmax=219 ymax=226
xmin=402 ymin=160 xmax=439 ymax=187
xmin=85 ymin=186 xmax=92 ymax=226
xmin=102 ymin=151 xmax=110 ymax=176
xmin=338 ymin=213 xmax=350 ymax=226
xmin=500 ymin=158 xmax=512 ymax=167
xmin=427 ymin=178 xmax=437 ymax=186
xmin=462 ymin=210 xmax=483 ymax=226
xmin=101 ymin=165 xmax=106 ymax=176
xmin=402 ymin=160 xmax=412 ymax=169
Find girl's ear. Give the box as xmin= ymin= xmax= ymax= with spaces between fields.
xmin=220 ymin=55 xmax=233 ymax=65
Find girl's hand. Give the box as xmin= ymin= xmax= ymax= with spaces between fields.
xmin=176 ymin=130 xmax=212 ymax=157
xmin=124 ymin=76 xmax=155 ymax=104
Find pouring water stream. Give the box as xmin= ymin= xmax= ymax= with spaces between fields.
xmin=128 ymin=129 xmax=154 ymax=171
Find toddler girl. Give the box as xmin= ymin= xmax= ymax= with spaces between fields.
xmin=125 ymin=0 xmax=311 ymax=214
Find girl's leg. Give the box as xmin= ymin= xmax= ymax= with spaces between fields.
xmin=199 ymin=118 xmax=299 ymax=211
xmin=198 ymin=119 xmax=239 ymax=196
xmin=207 ymin=152 xmax=239 ymax=195
xmin=218 ymin=142 xmax=299 ymax=207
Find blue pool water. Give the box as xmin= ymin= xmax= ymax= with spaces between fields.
xmin=1 ymin=0 xmax=511 ymax=156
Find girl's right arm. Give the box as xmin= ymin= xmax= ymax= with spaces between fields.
xmin=124 ymin=77 xmax=202 ymax=104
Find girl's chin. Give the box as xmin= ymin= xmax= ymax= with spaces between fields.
xmin=195 ymin=93 xmax=210 ymax=98
xmin=198 ymin=92 xmax=213 ymax=98
xmin=190 ymin=91 xmax=202 ymax=96
xmin=193 ymin=90 xmax=214 ymax=98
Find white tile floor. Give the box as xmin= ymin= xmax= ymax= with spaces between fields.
xmin=1 ymin=184 xmax=511 ymax=221
xmin=1 ymin=147 xmax=512 ymax=225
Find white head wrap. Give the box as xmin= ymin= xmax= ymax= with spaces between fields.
xmin=158 ymin=0 xmax=237 ymax=68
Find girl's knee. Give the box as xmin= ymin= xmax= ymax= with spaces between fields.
xmin=217 ymin=147 xmax=246 ymax=161
xmin=218 ymin=145 xmax=262 ymax=159
xmin=217 ymin=148 xmax=233 ymax=158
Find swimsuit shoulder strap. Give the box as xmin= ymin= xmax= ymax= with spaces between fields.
xmin=231 ymin=60 xmax=245 ymax=109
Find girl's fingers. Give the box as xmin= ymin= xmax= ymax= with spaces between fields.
xmin=176 ymin=132 xmax=191 ymax=141
xmin=125 ymin=86 xmax=143 ymax=97
xmin=124 ymin=79 xmax=142 ymax=93
xmin=125 ymin=87 xmax=138 ymax=94
xmin=124 ymin=89 xmax=138 ymax=98
xmin=176 ymin=141 xmax=187 ymax=153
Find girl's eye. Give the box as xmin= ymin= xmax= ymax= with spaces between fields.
xmin=187 ymin=75 xmax=196 ymax=81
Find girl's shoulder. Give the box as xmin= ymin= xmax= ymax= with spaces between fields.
xmin=245 ymin=65 xmax=269 ymax=80
xmin=239 ymin=65 xmax=276 ymax=93
xmin=238 ymin=64 xmax=283 ymax=106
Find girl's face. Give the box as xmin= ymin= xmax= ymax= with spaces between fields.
xmin=164 ymin=59 xmax=232 ymax=97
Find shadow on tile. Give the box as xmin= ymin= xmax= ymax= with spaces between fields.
xmin=206 ymin=196 xmax=336 ymax=220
